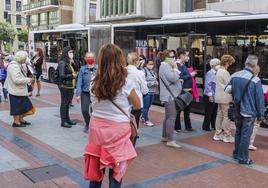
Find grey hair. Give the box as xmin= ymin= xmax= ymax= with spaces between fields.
xmin=14 ymin=51 xmax=28 ymax=64
xmin=209 ymin=58 xmax=220 ymax=67
xmin=245 ymin=55 xmax=258 ymax=67
xmin=85 ymin=52 xmax=95 ymax=58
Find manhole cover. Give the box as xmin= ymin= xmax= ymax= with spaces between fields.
xmin=21 ymin=164 xmax=68 ymax=183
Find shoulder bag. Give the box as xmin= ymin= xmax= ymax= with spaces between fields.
xmin=110 ymin=101 xmax=138 ymax=146
xmin=160 ymin=76 xmax=193 ymax=111
xmin=228 ymin=74 xmax=254 ymax=120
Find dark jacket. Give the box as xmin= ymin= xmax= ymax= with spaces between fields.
xmin=177 ymin=62 xmax=192 ymax=90
xmin=58 ymin=47 xmax=74 ymax=88
xmin=31 ymin=56 xmax=43 ymax=74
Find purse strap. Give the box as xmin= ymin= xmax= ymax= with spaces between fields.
xmin=110 ymin=100 xmax=130 ymax=120
xmin=238 ymin=74 xmax=254 ymax=103
xmin=160 ymin=76 xmax=177 ymax=100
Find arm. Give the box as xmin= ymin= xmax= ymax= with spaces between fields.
xmin=75 ymin=69 xmax=83 ymax=97
xmin=128 ymin=89 xmax=141 ymax=110
xmin=35 ymin=57 xmax=43 ymax=67
xmin=10 ymin=65 xmax=31 ymax=85
xmin=255 ymin=81 xmax=265 ymax=121
xmin=58 ymin=62 xmax=73 ymax=81
xmin=179 ymin=65 xmax=191 ymax=80
xmin=140 ymin=72 xmax=149 ymax=95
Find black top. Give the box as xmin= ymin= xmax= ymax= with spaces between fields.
xmin=32 ymin=56 xmax=43 ymax=74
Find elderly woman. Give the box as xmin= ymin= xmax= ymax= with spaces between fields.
xmin=4 ymin=51 xmax=34 ymax=127
xmin=202 ymin=58 xmax=220 ymax=131
xmin=214 ymin=55 xmax=235 ymax=143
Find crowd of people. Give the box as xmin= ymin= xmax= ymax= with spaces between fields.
xmin=0 ymin=42 xmax=266 ymax=187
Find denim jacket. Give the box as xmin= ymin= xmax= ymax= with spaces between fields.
xmin=225 ymin=68 xmax=265 ymax=121
xmin=76 ymin=65 xmax=97 ymax=96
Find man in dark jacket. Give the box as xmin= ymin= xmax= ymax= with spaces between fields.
xmin=175 ymin=48 xmax=197 ymax=132
xmin=225 ymin=55 xmax=265 ymax=165
xmin=58 ymin=46 xmax=77 ymax=128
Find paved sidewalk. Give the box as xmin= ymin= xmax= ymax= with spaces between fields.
xmin=0 ymin=82 xmax=267 ymax=188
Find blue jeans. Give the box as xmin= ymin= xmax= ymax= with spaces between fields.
xmin=0 ymin=80 xmax=8 ymax=100
xmin=89 ymin=169 xmax=121 ymax=188
xmin=142 ymin=94 xmax=154 ymax=121
xmin=233 ymin=116 xmax=255 ymax=163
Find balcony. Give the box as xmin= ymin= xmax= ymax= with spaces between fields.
xmin=22 ymin=0 xmax=59 ymax=14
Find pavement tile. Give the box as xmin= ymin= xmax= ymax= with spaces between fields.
xmin=122 ymin=143 xmax=216 ymax=185
xmin=180 ymin=132 xmax=268 ymax=168
xmin=154 ymin=163 xmax=268 ymax=188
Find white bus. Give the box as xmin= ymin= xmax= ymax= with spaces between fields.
xmin=28 ymin=24 xmax=111 ymax=82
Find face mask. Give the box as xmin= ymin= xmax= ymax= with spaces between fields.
xmin=147 ymin=65 xmax=154 ymax=70
xmin=165 ymin=57 xmax=174 ymax=64
xmin=214 ymin=65 xmax=221 ymax=71
xmin=86 ymin=57 xmax=95 ymax=65
xmin=68 ymin=52 xmax=74 ymax=59
xmin=185 ymin=56 xmax=190 ymax=62
xmin=138 ymin=59 xmax=145 ymax=68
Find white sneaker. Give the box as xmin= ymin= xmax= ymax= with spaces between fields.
xmin=145 ymin=121 xmax=154 ymax=127
xmin=213 ymin=134 xmax=223 ymax=141
xmin=166 ymin=141 xmax=182 ymax=148
xmin=223 ymin=136 xmax=235 ymax=143
xmin=161 ymin=137 xmax=169 ymax=142
xmin=248 ymin=145 xmax=257 ymax=151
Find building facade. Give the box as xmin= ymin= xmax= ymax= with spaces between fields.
xmin=0 ymin=0 xmax=27 ymax=51
xmin=22 ymin=0 xmax=97 ymax=30
xmin=96 ymin=0 xmax=162 ymax=22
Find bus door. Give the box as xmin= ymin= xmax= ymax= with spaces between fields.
xmin=188 ymin=33 xmax=207 ymax=113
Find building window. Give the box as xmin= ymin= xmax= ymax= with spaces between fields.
xmin=49 ymin=11 xmax=59 ymax=25
xmin=5 ymin=0 xmax=11 ymax=11
xmin=16 ymin=1 xmax=22 ymax=11
xmin=89 ymin=3 xmax=96 ymax=21
xmin=16 ymin=15 xmax=22 ymax=25
xmin=30 ymin=15 xmax=38 ymax=26
xmin=193 ymin=0 xmax=206 ymax=10
xmin=4 ymin=11 xmax=11 ymax=23
xmin=40 ymin=13 xmax=48 ymax=25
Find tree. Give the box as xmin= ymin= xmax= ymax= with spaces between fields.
xmin=0 ymin=21 xmax=17 ymax=51
xmin=17 ymin=29 xmax=28 ymax=43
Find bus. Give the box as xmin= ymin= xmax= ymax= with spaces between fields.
xmin=112 ymin=12 xmax=268 ymax=114
xmin=28 ymin=24 xmax=111 ymax=83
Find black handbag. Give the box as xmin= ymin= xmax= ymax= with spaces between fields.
xmin=228 ymin=74 xmax=254 ymax=120
xmin=160 ymin=77 xmax=193 ymax=111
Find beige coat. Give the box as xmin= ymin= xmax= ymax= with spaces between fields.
xmin=215 ymin=67 xmax=232 ymax=104
xmin=4 ymin=61 xmax=31 ymax=96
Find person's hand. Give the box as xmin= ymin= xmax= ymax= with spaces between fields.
xmin=256 ymin=120 xmax=260 ymax=125
xmin=179 ymin=79 xmax=184 ymax=84
xmin=171 ymin=63 xmax=177 ymax=69
xmin=209 ymin=96 xmax=214 ymax=102
xmin=191 ymin=71 xmax=197 ymax=77
xmin=73 ymin=73 xmax=77 ymax=78
xmin=76 ymin=96 xmax=80 ymax=103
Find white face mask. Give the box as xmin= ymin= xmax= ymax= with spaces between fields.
xmin=68 ymin=52 xmax=74 ymax=59
xmin=147 ymin=65 xmax=154 ymax=70
xmin=185 ymin=56 xmax=190 ymax=62
xmin=214 ymin=65 xmax=221 ymax=71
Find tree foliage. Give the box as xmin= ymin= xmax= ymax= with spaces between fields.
xmin=0 ymin=22 xmax=17 ymax=42
xmin=17 ymin=29 xmax=28 ymax=43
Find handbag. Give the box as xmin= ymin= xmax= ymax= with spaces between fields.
xmin=228 ymin=74 xmax=254 ymax=120
xmin=110 ymin=101 xmax=138 ymax=146
xmin=160 ymin=77 xmax=193 ymax=111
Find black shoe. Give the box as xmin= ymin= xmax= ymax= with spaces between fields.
xmin=239 ymin=159 xmax=254 ymax=165
xmin=202 ymin=128 xmax=211 ymax=132
xmin=186 ymin=128 xmax=196 ymax=132
xmin=20 ymin=121 xmax=31 ymax=125
xmin=61 ymin=122 xmax=72 ymax=128
xmin=12 ymin=123 xmax=26 ymax=127
xmin=67 ymin=120 xmax=76 ymax=125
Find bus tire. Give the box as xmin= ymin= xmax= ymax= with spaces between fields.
xmin=48 ymin=68 xmax=56 ymax=83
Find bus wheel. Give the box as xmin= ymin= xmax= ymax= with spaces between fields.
xmin=49 ymin=68 xmax=56 ymax=83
